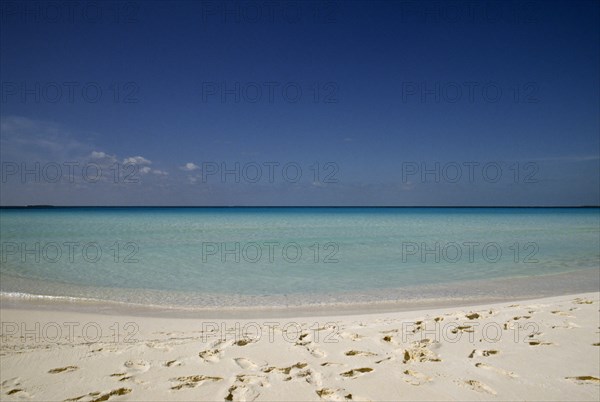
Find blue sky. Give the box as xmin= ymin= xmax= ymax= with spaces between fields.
xmin=1 ymin=0 xmax=598 ymax=206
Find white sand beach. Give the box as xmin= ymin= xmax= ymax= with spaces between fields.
xmin=1 ymin=292 xmax=599 ymax=401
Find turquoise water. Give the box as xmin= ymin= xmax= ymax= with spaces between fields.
xmin=1 ymin=208 xmax=599 ymax=309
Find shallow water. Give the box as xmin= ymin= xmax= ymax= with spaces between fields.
xmin=1 ymin=208 xmax=599 ymax=310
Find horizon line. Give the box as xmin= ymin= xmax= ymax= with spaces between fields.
xmin=1 ymin=205 xmax=599 ymax=209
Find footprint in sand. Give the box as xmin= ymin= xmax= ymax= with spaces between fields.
xmin=475 ymin=362 xmax=518 ymax=378
xmin=315 ymin=388 xmax=354 ymax=401
xmin=450 ymin=325 xmax=475 ymax=334
xmin=170 ymin=375 xmax=222 ymax=390
xmin=109 ymin=372 xmax=135 ymax=383
xmin=225 ymin=374 xmax=268 ymax=401
xmin=512 ymin=316 xmax=532 ymax=321
xmin=340 ymin=367 xmax=373 ymax=378
xmin=402 ymin=369 xmax=432 ymax=385
xmin=565 ymin=376 xmax=600 ymax=384
xmin=406 ymin=320 xmax=426 ymax=333
xmin=234 ymin=357 xmax=258 ymax=370
xmin=403 ymin=339 xmax=441 ymax=363
xmin=302 ymin=368 xmax=323 ymax=387
xmin=144 ymin=341 xmax=172 ymax=352
xmin=573 ymin=298 xmax=594 ymax=305
xmin=468 ymin=349 xmax=499 ymax=358
xmin=64 ymin=388 xmax=132 ymax=402
xmin=199 ymin=339 xmax=236 ymax=363
xmin=199 ymin=348 xmax=222 ymax=363
xmin=124 ymin=359 xmax=150 ymax=373
xmin=261 ymin=362 xmax=308 ymax=377
xmin=527 ymin=340 xmax=554 ymax=346
xmin=5 ymin=388 xmax=29 ymax=397
xmin=345 ymin=350 xmax=376 ymax=357
xmin=261 ymin=362 xmax=325 ymax=387
xmin=462 ymin=309 xmax=496 ymax=320
xmin=294 ymin=333 xmax=327 ymax=358
xmin=1 ymin=377 xmax=22 ymax=389
xmin=551 ymin=310 xmax=574 ymax=317
xmin=234 ymin=339 xmax=256 ymax=347
xmin=321 ymin=362 xmax=344 ymax=367
xmin=48 ymin=365 xmax=78 ymax=374
xmin=460 ymin=379 xmax=496 ymax=395
xmin=1 ymin=377 xmax=30 ymax=398
xmin=304 ymin=341 xmax=326 ymax=358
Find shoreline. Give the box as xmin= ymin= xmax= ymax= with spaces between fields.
xmin=2 ymin=267 xmax=598 ymax=318
xmin=1 ymin=291 xmax=599 ymax=321
xmin=1 ymin=290 xmax=597 ymax=320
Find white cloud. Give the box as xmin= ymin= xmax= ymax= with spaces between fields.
xmin=181 ymin=162 xmax=199 ymax=171
xmin=89 ymin=151 xmax=117 ymax=162
xmin=90 ymin=151 xmax=108 ymax=159
xmin=123 ymin=156 xmax=152 ymax=165
xmin=137 ymin=166 xmax=168 ymax=176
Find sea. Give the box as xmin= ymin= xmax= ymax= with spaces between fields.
xmin=1 ymin=207 xmax=599 ymax=314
